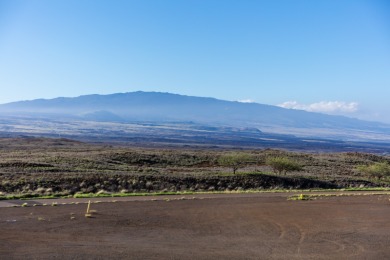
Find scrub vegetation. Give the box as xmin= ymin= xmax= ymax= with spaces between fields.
xmin=266 ymin=156 xmax=303 ymax=175
xmin=356 ymin=162 xmax=390 ymax=180
xmin=0 ymin=137 xmax=389 ymax=199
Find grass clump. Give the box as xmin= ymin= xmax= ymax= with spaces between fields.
xmin=288 ymin=194 xmax=311 ymax=201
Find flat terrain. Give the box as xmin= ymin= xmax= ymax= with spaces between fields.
xmin=1 ymin=137 xmax=390 ymax=198
xmin=1 ymin=193 xmax=390 ymax=259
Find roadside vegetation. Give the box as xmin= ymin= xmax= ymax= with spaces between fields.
xmin=0 ymin=138 xmax=389 ymax=199
xmin=356 ymin=162 xmax=390 ymax=180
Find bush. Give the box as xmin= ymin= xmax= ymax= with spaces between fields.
xmin=266 ymin=157 xmax=302 ymax=175
xmin=218 ymin=153 xmax=252 ymax=174
xmin=356 ymin=162 xmax=390 ymax=179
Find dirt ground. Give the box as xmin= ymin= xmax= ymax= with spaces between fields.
xmin=1 ymin=194 xmax=390 ymax=260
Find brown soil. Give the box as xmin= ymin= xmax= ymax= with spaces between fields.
xmin=1 ymin=194 xmax=390 ymax=259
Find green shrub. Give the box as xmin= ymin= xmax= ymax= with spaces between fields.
xmin=266 ymin=157 xmax=302 ymax=175
xmin=356 ymin=162 xmax=390 ymax=179
xmin=218 ymin=153 xmax=252 ymax=174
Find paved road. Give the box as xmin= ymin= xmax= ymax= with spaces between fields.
xmin=1 ymin=190 xmax=389 ymax=208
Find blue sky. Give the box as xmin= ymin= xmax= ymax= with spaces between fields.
xmin=0 ymin=0 xmax=389 ymax=122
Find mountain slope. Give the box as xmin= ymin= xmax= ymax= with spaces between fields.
xmin=0 ymin=91 xmax=389 ymax=142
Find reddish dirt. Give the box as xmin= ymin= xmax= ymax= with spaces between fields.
xmin=1 ymin=194 xmax=390 ymax=259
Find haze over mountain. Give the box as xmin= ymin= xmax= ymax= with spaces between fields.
xmin=1 ymin=91 xmax=389 ymax=143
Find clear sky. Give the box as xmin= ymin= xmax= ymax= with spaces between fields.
xmin=1 ymin=0 xmax=389 ymax=123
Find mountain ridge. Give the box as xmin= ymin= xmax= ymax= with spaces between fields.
xmin=0 ymin=91 xmax=389 ymax=143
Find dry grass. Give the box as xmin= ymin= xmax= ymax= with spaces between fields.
xmin=0 ymin=138 xmax=389 ymax=198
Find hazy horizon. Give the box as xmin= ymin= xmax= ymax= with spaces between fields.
xmin=1 ymin=0 xmax=389 ymax=123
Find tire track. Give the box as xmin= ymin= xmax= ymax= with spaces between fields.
xmin=293 ymin=223 xmax=306 ymax=255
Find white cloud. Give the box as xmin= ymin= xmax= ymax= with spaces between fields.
xmin=238 ymin=99 xmax=255 ymax=103
xmin=278 ymin=101 xmax=359 ymax=114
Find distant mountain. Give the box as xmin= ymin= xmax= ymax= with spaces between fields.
xmin=1 ymin=91 xmax=389 ymax=142
xmin=83 ymin=110 xmax=124 ymax=122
